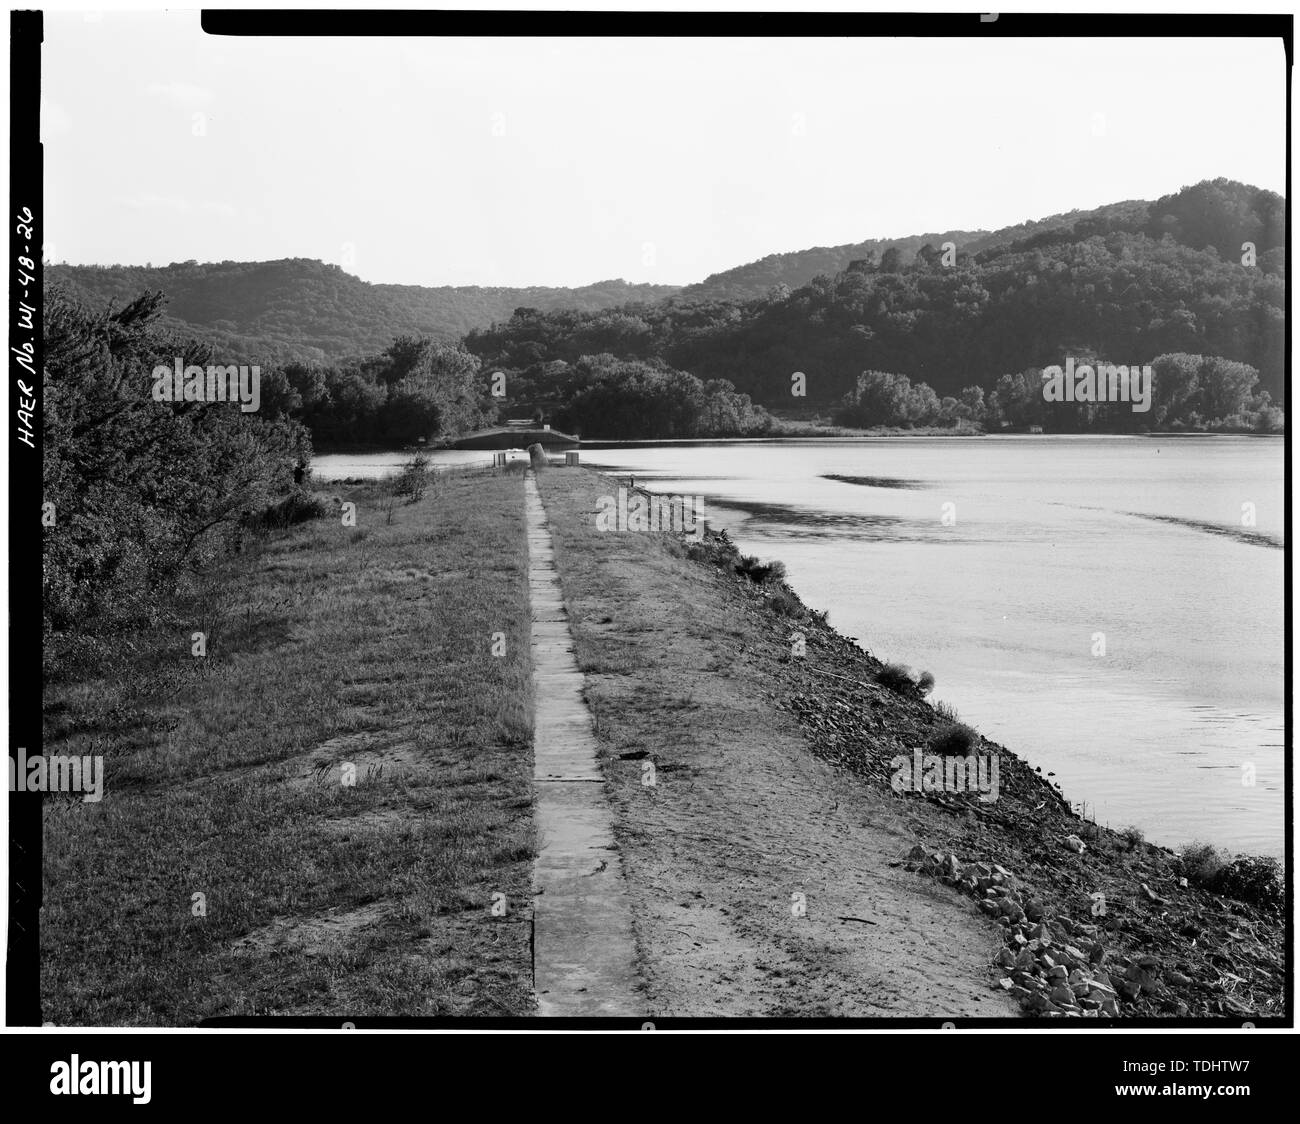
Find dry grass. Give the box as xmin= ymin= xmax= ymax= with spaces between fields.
xmin=41 ymin=467 xmax=536 ymax=1024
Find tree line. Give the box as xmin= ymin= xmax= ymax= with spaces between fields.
xmin=835 ymin=354 xmax=1281 ymax=434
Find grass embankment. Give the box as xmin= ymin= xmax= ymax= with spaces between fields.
xmin=41 ymin=465 xmax=535 ymax=1024
xmin=535 ymin=466 xmax=1284 ymax=1020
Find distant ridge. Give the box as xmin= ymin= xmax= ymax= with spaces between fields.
xmin=46 ymin=257 xmax=681 ymax=365
xmin=47 ymin=180 xmax=1284 ymax=381
xmin=676 ymin=199 xmax=1154 ymax=302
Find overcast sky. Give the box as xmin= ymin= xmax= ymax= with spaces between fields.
xmin=42 ymin=12 xmax=1286 ymax=288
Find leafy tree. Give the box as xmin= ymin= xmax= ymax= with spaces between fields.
xmin=43 ymin=285 xmax=309 ymax=660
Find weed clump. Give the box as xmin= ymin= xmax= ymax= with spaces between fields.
xmin=1179 ymin=840 xmax=1229 ymax=886
xmin=929 ymin=722 xmax=980 ymax=757
xmin=875 ymin=661 xmax=915 ymax=693
xmin=1118 ymin=825 xmax=1145 ymax=851
xmin=244 ymin=489 xmax=328 ymax=531
xmin=768 ymin=587 xmax=803 ymax=618
xmin=933 ymin=699 xmax=961 ymax=723
xmin=734 ymin=555 xmax=786 ymax=585
xmin=1177 ymin=843 xmax=1282 ymax=912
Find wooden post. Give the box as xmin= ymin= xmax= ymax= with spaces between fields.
xmin=565 ymin=451 xmax=579 ymax=466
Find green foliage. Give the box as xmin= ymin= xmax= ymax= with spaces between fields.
xmin=245 ymin=489 xmax=328 ymax=530
xmin=1215 ymin=855 xmax=1283 ymax=913
xmin=1178 ymin=843 xmax=1282 ymax=912
xmin=42 ymin=285 xmax=311 ymax=672
xmin=278 ymin=335 xmax=489 ymax=449
xmin=1178 ymin=841 xmax=1230 ymax=887
xmin=49 ymin=181 xmax=1285 ymax=442
xmin=734 ymin=555 xmax=785 ymax=585
xmin=767 ymin=587 xmax=803 ymax=618
xmin=677 ymin=194 xmax=1211 ymax=302
xmin=875 ymin=662 xmax=915 ymax=693
xmin=915 ymin=670 xmax=935 ymax=696
xmin=46 ymin=258 xmax=680 ymax=364
xmin=548 ymin=355 xmax=772 ymax=439
xmin=393 ymin=452 xmax=432 ymax=502
xmin=929 ymin=722 xmax=980 ymax=757
xmin=836 ymin=370 xmax=952 ymax=427
xmin=1118 ymin=825 xmax=1146 ymax=850
xmin=465 ymin=181 xmax=1285 ymax=422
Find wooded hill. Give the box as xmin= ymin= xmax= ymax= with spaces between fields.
xmin=46 ymin=257 xmax=681 ymax=365
xmin=468 ymin=180 xmax=1285 ymax=408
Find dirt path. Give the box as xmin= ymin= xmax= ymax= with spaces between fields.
xmin=525 ymin=471 xmax=643 ymax=1017
xmin=537 ymin=469 xmax=1019 ymax=1018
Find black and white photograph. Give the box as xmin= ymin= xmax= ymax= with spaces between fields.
xmin=5 ymin=1 xmax=1293 ymax=1086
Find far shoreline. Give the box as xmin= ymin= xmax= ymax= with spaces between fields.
xmin=308 ymin=429 xmax=1284 ymax=457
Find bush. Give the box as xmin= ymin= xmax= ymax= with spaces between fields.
xmin=929 ymin=722 xmax=980 ymax=757
xmin=735 ymin=555 xmax=786 ymax=585
xmin=1179 ymin=844 xmax=1281 ymax=911
xmin=1216 ymin=856 xmax=1283 ymax=912
xmin=1178 ymin=841 xmax=1230 ymax=887
xmin=875 ymin=662 xmax=914 ymax=692
xmin=394 ymin=452 xmax=431 ymax=502
xmin=916 ymin=670 xmax=935 ymax=695
xmin=1118 ymin=825 xmax=1145 ymax=851
xmin=243 ymin=489 xmax=328 ymax=531
xmin=42 ymin=286 xmax=311 ymax=658
xmin=768 ymin=587 xmax=803 ymax=618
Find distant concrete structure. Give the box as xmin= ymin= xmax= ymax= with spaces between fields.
xmin=453 ymin=425 xmax=578 ymax=451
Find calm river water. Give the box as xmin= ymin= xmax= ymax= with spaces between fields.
xmin=314 ymin=436 xmax=1285 ymax=856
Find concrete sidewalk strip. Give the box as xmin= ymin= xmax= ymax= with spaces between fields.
xmin=525 ymin=471 xmax=643 ymax=1017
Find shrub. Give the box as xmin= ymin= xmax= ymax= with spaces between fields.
xmin=929 ymin=722 xmax=979 ymax=757
xmin=1118 ymin=825 xmax=1145 ymax=850
xmin=42 ymin=285 xmax=310 ymax=658
xmin=768 ymin=587 xmax=803 ymax=617
xmin=394 ymin=452 xmax=431 ymax=502
xmin=875 ymin=662 xmax=914 ymax=692
xmin=244 ymin=489 xmax=328 ymax=531
xmin=1178 ymin=844 xmax=1281 ymax=911
xmin=1178 ymin=841 xmax=1230 ymax=887
xmin=916 ymin=670 xmax=935 ymax=695
xmin=1216 ymin=855 xmax=1283 ymax=912
xmin=734 ymin=554 xmax=786 ymax=584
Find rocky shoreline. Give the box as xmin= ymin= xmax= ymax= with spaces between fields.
xmin=680 ymin=521 xmax=1285 ymax=1021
